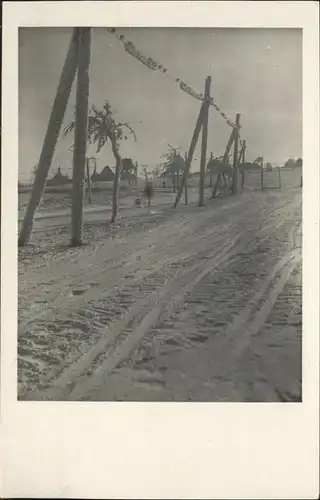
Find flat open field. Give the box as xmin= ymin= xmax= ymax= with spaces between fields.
xmin=18 ymin=170 xmax=302 ymax=402
xmin=18 ymin=167 xmax=301 ymax=216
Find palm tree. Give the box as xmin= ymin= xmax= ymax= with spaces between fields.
xmin=207 ymin=154 xmax=232 ymax=188
xmin=255 ymin=156 xmax=264 ymax=167
xmin=152 ymin=163 xmax=164 ymax=180
xmin=64 ymin=100 xmax=137 ymax=222
xmin=121 ymin=158 xmax=136 ymax=185
xmin=161 ymin=145 xmax=185 ymax=192
xmin=284 ymin=158 xmax=297 ymax=169
xmin=206 ymin=154 xmax=224 ymax=186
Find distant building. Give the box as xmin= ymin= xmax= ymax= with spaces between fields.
xmin=47 ymin=167 xmax=71 ymax=186
xmin=97 ymin=165 xmax=114 ymax=181
xmin=91 ymin=167 xmax=101 ymax=182
xmin=121 ymin=171 xmax=136 ymax=183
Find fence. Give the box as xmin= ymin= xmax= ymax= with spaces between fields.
xmin=243 ymin=166 xmax=302 ymax=191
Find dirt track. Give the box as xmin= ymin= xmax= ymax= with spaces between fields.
xmin=18 ymin=185 xmax=302 ymax=402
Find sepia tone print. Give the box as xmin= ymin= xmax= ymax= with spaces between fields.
xmin=18 ymin=27 xmax=302 ymax=401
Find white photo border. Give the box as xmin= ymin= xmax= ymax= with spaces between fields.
xmin=1 ymin=2 xmax=319 ymax=498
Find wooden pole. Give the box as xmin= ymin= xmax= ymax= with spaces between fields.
xmin=91 ymin=157 xmax=97 ymax=189
xmin=212 ymin=128 xmax=235 ymax=198
xmin=199 ymin=76 xmax=211 ymax=206
xmin=86 ymin=158 xmax=92 ymax=204
xmin=18 ymin=29 xmax=79 ymax=246
xmin=278 ymin=167 xmax=282 ymax=189
xmin=70 ymin=28 xmax=91 ymax=247
xmin=260 ymin=159 xmax=264 ymax=190
xmin=184 ymin=152 xmax=188 ymax=205
xmin=223 ymin=174 xmax=228 ymax=186
xmin=209 ymin=152 xmax=213 ymax=187
xmin=241 ymin=139 xmax=246 ymax=188
xmin=231 ymin=114 xmax=240 ymax=194
xmin=174 ymin=103 xmax=205 ymax=208
xmin=135 ymin=161 xmax=138 ymax=187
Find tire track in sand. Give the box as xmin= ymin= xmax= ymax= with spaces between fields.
xmin=75 ymin=248 xmax=301 ymax=401
xmin=20 ymin=234 xmax=240 ymax=400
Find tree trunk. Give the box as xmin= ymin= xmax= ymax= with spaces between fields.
xmin=18 ymin=29 xmax=79 ymax=246
xmin=111 ymin=137 xmax=122 ymax=223
xmin=70 ymin=28 xmax=91 ymax=247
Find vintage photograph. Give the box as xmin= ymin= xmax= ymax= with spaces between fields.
xmin=18 ymin=27 xmax=302 ymax=402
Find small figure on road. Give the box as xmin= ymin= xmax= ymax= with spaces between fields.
xmin=135 ymin=195 xmax=142 ymax=207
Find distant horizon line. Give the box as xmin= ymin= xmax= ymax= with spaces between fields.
xmin=18 ymin=157 xmax=302 ymax=181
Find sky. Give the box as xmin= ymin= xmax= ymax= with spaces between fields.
xmin=19 ymin=27 xmax=302 ymax=181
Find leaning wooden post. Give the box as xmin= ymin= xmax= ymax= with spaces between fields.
xmin=174 ymin=103 xmax=205 ymax=208
xmin=86 ymin=158 xmax=92 ymax=204
xmin=70 ymin=27 xmax=91 ymax=247
xmin=184 ymin=152 xmax=188 ymax=205
xmin=212 ymin=128 xmax=235 ymax=198
xmin=231 ymin=114 xmax=240 ymax=194
xmin=241 ymin=140 xmax=246 ymax=188
xmin=208 ymin=152 xmax=213 ymax=186
xmin=199 ymin=76 xmax=211 ymax=206
xmin=18 ymin=29 xmax=79 ymax=246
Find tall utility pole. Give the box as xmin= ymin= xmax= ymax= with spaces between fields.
xmin=198 ymin=76 xmax=211 ymax=206
xmin=18 ymin=29 xmax=79 ymax=246
xmin=70 ymin=27 xmax=91 ymax=247
xmin=231 ymin=113 xmax=241 ymax=194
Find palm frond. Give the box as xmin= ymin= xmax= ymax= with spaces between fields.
xmin=63 ymin=121 xmax=75 ymax=138
xmin=117 ymin=122 xmax=137 ymax=142
xmin=103 ymin=100 xmax=113 ymax=115
xmin=63 ymin=100 xmax=136 ymax=159
xmin=91 ymin=106 xmax=107 ymax=124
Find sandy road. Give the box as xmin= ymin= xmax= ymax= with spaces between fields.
xmin=18 ymin=186 xmax=302 ymax=401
